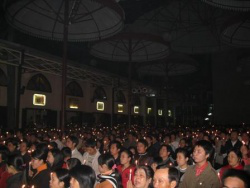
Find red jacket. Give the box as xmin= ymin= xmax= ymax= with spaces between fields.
xmin=117 ymin=165 xmax=136 ymax=188
xmin=219 ymin=164 xmax=244 ymax=179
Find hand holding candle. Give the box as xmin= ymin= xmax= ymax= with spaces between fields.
xmin=129 ymin=169 xmax=132 ymax=180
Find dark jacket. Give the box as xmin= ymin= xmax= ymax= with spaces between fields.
xmin=7 ymin=172 xmax=25 ymax=188
xmin=30 ymin=168 xmax=50 ymax=188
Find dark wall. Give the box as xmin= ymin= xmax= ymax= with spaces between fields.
xmin=212 ymin=50 xmax=250 ymax=125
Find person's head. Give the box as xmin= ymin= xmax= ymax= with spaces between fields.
xmin=69 ymin=165 xmax=96 ymax=188
xmin=0 ymin=146 xmax=8 ymax=163
xmin=31 ymin=147 xmax=48 ymax=169
xmin=85 ymin=139 xmax=97 ymax=155
xmin=134 ymin=165 xmax=154 ymax=188
xmin=109 ymin=141 xmax=122 ymax=158
xmin=227 ymin=149 xmax=242 ymax=168
xmin=47 ymin=149 xmax=64 ymax=170
xmin=241 ymin=132 xmax=249 ymax=142
xmin=129 ymin=146 xmax=137 ymax=155
xmin=66 ymin=136 xmax=79 ymax=150
xmin=179 ymin=139 xmax=186 ymax=148
xmin=153 ymin=165 xmax=179 ymax=188
xmin=6 ymin=138 xmax=18 ymax=152
xmin=20 ymin=140 xmax=29 ymax=153
xmin=7 ymin=154 xmax=24 ymax=174
xmin=146 ymin=136 xmax=153 ymax=146
xmin=175 ymin=148 xmax=189 ymax=168
xmin=230 ymin=130 xmax=238 ymax=142
xmin=240 ymin=144 xmax=249 ymax=157
xmin=61 ymin=147 xmax=72 ymax=162
xmin=151 ymin=157 xmax=163 ymax=172
xmin=98 ymin=153 xmax=116 ymax=174
xmin=192 ymin=140 xmax=214 ymax=165
xmin=159 ymin=145 xmax=171 ymax=160
xmin=222 ymin=169 xmax=250 ymax=188
xmin=50 ymin=168 xmax=70 ymax=188
xmin=137 ymin=139 xmax=148 ymax=154
xmin=49 ymin=142 xmax=58 ymax=150
xmin=120 ymin=149 xmax=133 ymax=166
xmin=66 ymin=158 xmax=81 ymax=170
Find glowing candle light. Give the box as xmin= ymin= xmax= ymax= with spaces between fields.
xmin=29 ymin=162 xmax=32 ymax=171
xmin=83 ymin=160 xmax=86 ymax=165
xmin=242 ymin=141 xmax=246 ymax=145
xmin=31 ymin=186 xmax=35 ymax=188
xmin=129 ymin=169 xmax=132 ymax=180
xmin=50 ymin=172 xmax=53 ymax=180
xmin=21 ymin=184 xmax=25 ymax=188
xmin=145 ymin=163 xmax=148 ymax=166
xmin=135 ymin=160 xmax=138 ymax=166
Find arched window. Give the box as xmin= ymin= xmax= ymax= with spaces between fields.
xmin=0 ymin=68 xmax=7 ymax=86
xmin=66 ymin=81 xmax=83 ymax=97
xmin=26 ymin=74 xmax=52 ymax=93
xmin=92 ymin=87 xmax=107 ymax=101
xmin=115 ymin=90 xmax=126 ymax=103
xmin=131 ymin=95 xmax=141 ymax=106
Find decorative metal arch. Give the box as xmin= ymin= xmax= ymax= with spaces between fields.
xmin=115 ymin=90 xmax=126 ymax=103
xmin=92 ymin=86 xmax=107 ymax=101
xmin=66 ymin=81 xmax=83 ymax=97
xmin=26 ymin=73 xmax=52 ymax=92
xmin=0 ymin=68 xmax=7 ymax=86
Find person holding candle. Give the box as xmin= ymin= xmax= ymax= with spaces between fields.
xmin=6 ymin=154 xmax=26 ymax=188
xmin=117 ymin=149 xmax=136 ymax=188
xmin=135 ymin=139 xmax=153 ymax=166
xmin=127 ymin=165 xmax=154 ymax=188
xmin=96 ymin=153 xmax=122 ymax=188
xmin=50 ymin=168 xmax=70 ymax=188
xmin=29 ymin=147 xmax=50 ymax=188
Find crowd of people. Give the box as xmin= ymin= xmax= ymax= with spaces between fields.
xmin=0 ymin=123 xmax=250 ymax=188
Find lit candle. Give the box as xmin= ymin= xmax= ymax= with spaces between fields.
xmin=145 ymin=163 xmax=148 ymax=166
xmin=242 ymin=141 xmax=246 ymax=145
xmin=217 ymin=172 xmax=220 ymax=177
xmin=50 ymin=172 xmax=53 ymax=180
xmin=31 ymin=186 xmax=35 ymax=188
xmin=135 ymin=160 xmax=138 ymax=166
xmin=29 ymin=162 xmax=32 ymax=171
xmin=83 ymin=160 xmax=86 ymax=165
xmin=169 ymin=162 xmax=172 ymax=166
xmin=129 ymin=169 xmax=132 ymax=180
xmin=21 ymin=184 xmax=25 ymax=188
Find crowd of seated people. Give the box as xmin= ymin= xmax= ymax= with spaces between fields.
xmin=0 ymin=124 xmax=250 ymax=188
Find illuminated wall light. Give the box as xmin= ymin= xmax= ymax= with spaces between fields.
xmin=118 ymin=104 xmax=123 ymax=113
xmin=69 ymin=98 xmax=79 ymax=109
xmin=134 ymin=106 xmax=139 ymax=114
xmin=158 ymin=109 xmax=163 ymax=116
xmin=97 ymin=101 xmax=104 ymax=111
xmin=147 ymin=108 xmax=152 ymax=114
xmin=33 ymin=94 xmax=46 ymax=106
xmin=168 ymin=110 xmax=172 ymax=117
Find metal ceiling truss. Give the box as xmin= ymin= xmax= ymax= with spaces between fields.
xmin=0 ymin=40 xmax=128 ymax=88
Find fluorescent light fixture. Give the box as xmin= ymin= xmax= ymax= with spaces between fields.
xmin=33 ymin=94 xmax=46 ymax=106
xmin=134 ymin=106 xmax=139 ymax=114
xmin=97 ymin=101 xmax=104 ymax=111
xmin=147 ymin=108 xmax=152 ymax=114
xmin=158 ymin=109 xmax=163 ymax=116
xmin=118 ymin=104 xmax=123 ymax=113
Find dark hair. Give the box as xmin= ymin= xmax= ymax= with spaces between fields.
xmin=175 ymin=148 xmax=189 ymax=159
xmin=222 ymin=169 xmax=250 ymax=188
xmin=98 ymin=154 xmax=122 ymax=188
xmin=0 ymin=145 xmax=9 ymax=162
xmin=68 ymin=136 xmax=79 ymax=148
xmin=194 ymin=140 xmax=214 ymax=161
xmin=61 ymin=147 xmax=72 ymax=159
xmin=135 ymin=165 xmax=154 ymax=180
xmin=31 ymin=147 xmax=48 ymax=163
xmin=49 ymin=142 xmax=58 ymax=149
xmin=6 ymin=138 xmax=19 ymax=148
xmin=137 ymin=139 xmax=148 ymax=148
xmin=85 ymin=139 xmax=97 ymax=148
xmin=157 ymin=165 xmax=180 ymax=186
xmin=69 ymin=165 xmax=96 ymax=188
xmin=152 ymin=157 xmax=163 ymax=166
xmin=121 ymin=149 xmax=133 ymax=162
xmin=66 ymin=158 xmax=81 ymax=170
xmin=7 ymin=154 xmax=24 ymax=171
xmin=48 ymin=149 xmax=64 ymax=171
xmin=109 ymin=141 xmax=122 ymax=150
xmin=53 ymin=168 xmax=70 ymax=188
xmin=228 ymin=148 xmax=242 ymax=160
